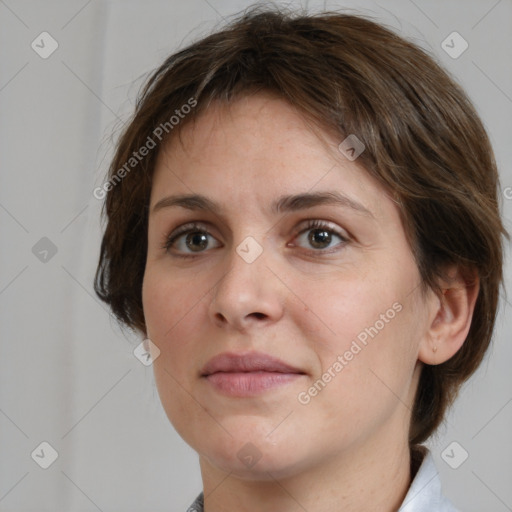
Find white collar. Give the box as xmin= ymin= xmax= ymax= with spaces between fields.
xmin=399 ymin=447 xmax=459 ymax=511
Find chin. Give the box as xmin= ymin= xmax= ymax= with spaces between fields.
xmin=197 ymin=430 xmax=311 ymax=480
xmin=203 ymin=447 xmax=307 ymax=481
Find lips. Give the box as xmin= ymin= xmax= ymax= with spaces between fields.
xmin=200 ymin=351 xmax=306 ymax=397
xmin=200 ymin=351 xmax=305 ymax=377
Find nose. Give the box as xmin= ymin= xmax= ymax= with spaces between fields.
xmin=208 ymin=241 xmax=285 ymax=332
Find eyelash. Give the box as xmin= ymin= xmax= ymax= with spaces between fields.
xmin=161 ymin=219 xmax=349 ymax=259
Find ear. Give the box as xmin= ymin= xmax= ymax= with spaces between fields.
xmin=418 ymin=265 xmax=479 ymax=365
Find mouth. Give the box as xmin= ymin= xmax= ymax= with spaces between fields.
xmin=200 ymin=351 xmax=306 ymax=397
xmin=200 ymin=350 xmax=305 ymax=376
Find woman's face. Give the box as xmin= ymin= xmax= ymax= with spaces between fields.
xmin=142 ymin=93 xmax=432 ymax=479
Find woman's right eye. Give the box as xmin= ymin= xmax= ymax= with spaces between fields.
xmin=161 ymin=222 xmax=221 ymax=257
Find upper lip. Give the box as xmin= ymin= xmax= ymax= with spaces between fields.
xmin=200 ymin=351 xmax=305 ymax=376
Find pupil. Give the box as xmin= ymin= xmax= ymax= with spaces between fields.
xmin=310 ymin=229 xmax=331 ymax=248
xmin=187 ymin=231 xmax=208 ymax=251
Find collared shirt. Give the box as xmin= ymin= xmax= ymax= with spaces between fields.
xmin=186 ymin=448 xmax=459 ymax=512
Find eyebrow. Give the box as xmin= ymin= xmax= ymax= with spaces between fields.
xmin=151 ymin=191 xmax=374 ymax=219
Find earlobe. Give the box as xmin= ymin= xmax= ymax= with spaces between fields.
xmin=418 ymin=266 xmax=479 ymax=365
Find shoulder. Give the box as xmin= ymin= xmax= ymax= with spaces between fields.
xmin=186 ymin=491 xmax=204 ymax=512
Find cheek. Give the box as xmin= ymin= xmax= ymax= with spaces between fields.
xmin=142 ymin=270 xmax=210 ymax=436
xmin=293 ymin=272 xmax=400 ymax=356
xmin=294 ymin=267 xmax=421 ymax=402
xmin=142 ymin=269 xmax=205 ymax=360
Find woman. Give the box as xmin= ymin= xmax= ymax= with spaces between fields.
xmin=94 ymin=6 xmax=508 ymax=511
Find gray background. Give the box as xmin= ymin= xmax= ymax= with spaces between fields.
xmin=0 ymin=0 xmax=511 ymax=510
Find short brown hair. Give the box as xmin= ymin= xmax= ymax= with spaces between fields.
xmin=94 ymin=6 xmax=508 ymax=444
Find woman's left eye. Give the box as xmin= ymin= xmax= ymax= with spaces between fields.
xmin=291 ymin=219 xmax=349 ymax=253
xmin=161 ymin=220 xmax=348 ymax=257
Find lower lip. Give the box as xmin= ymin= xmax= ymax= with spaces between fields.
xmin=203 ymin=371 xmax=303 ymax=397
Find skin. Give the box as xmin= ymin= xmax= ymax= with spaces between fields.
xmin=142 ymin=92 xmax=478 ymax=512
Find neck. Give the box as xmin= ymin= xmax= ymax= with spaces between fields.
xmin=198 ymin=424 xmax=413 ymax=512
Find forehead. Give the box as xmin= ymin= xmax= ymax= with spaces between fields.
xmin=150 ymin=94 xmax=392 ymax=222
